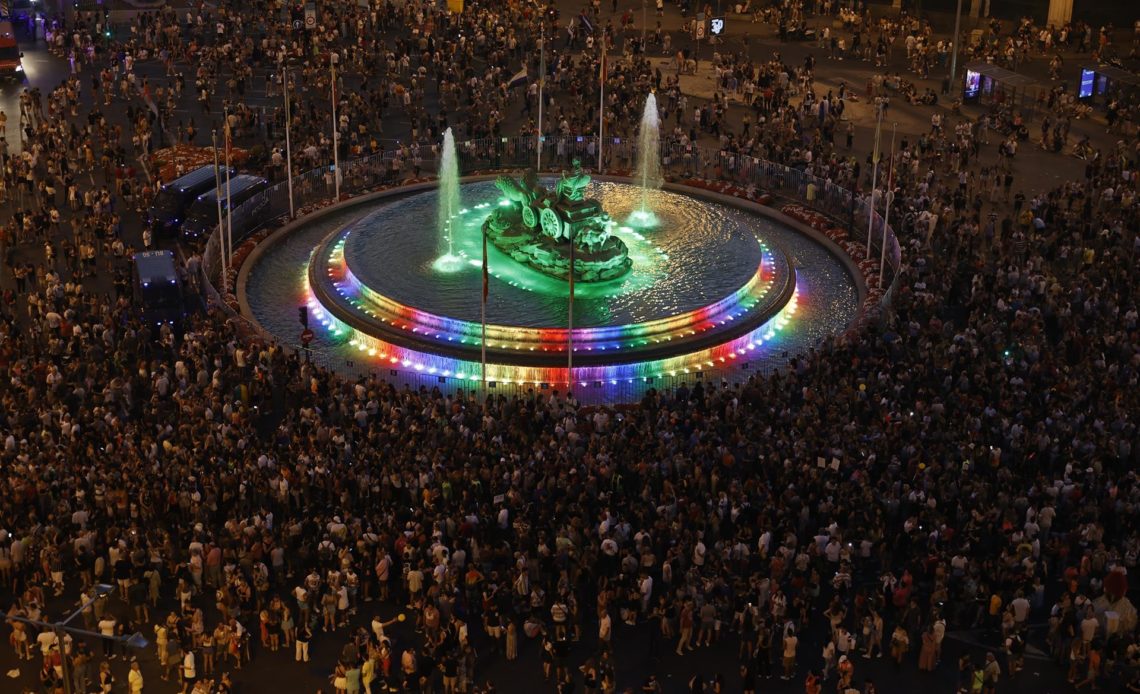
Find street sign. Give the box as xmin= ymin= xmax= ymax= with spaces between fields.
xmin=293 ymin=19 xmax=302 ymax=30
xmin=694 ymin=20 xmax=706 ymax=40
xmin=710 ymin=17 xmax=725 ymax=36
xmin=304 ymin=3 xmax=317 ymax=30
xmin=301 ymin=328 xmax=315 ymax=345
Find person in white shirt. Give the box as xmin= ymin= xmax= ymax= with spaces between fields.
xmin=98 ymin=615 xmax=117 ymax=658
xmin=181 ymin=649 xmax=196 ymax=692
xmin=1079 ymin=608 xmax=1099 ymax=644
xmin=371 ymin=615 xmax=398 ymax=646
xmin=692 ymin=537 xmax=706 ymax=568
xmin=1009 ymin=592 xmax=1031 ymax=627
xmin=639 ymin=573 xmax=654 ymax=614
xmin=35 ymin=629 xmax=58 ymax=657
xmin=598 ymin=608 xmax=612 ymax=652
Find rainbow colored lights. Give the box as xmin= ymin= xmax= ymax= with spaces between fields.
xmin=303 ymin=221 xmax=802 ymax=387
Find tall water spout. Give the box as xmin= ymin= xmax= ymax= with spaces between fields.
xmin=632 ymin=93 xmax=662 ymax=227
xmin=434 ymin=128 xmax=463 ymax=271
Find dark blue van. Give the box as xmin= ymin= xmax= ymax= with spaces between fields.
xmin=147 ymin=165 xmax=234 ymax=236
xmin=181 ymin=175 xmax=271 ymax=242
xmin=132 ymin=251 xmax=185 ymax=327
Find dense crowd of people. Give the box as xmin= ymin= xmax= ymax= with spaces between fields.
xmin=1 ymin=2 xmax=1139 ymax=694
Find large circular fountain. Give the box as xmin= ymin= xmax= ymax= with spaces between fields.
xmin=310 ymin=175 xmax=793 ymax=369
xmin=244 ymin=117 xmax=862 ymax=392
xmin=244 ymin=178 xmax=862 ymax=389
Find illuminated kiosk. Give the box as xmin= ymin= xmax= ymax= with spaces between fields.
xmin=302 ymin=173 xmax=802 ymax=387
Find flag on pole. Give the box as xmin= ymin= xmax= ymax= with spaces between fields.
xmin=224 ymin=119 xmax=233 ymax=161
xmin=507 ymin=67 xmax=528 ymax=90
xmin=567 ymin=230 xmax=575 ymax=374
xmin=599 ymin=44 xmax=607 ymax=84
xmin=482 ymin=224 xmax=489 ymax=303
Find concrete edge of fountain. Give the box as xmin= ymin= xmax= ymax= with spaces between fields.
xmin=238 ymin=174 xmax=864 ymax=350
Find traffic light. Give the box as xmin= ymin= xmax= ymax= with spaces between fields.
xmin=298 ymin=306 xmax=309 ymax=328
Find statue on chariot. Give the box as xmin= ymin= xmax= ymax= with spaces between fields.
xmin=484 ymin=159 xmax=632 ymax=282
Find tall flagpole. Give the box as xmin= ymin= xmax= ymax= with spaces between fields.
xmin=536 ymin=21 xmax=545 ymax=171
xmin=224 ymin=110 xmax=233 ymax=280
xmin=866 ymin=105 xmax=883 ymax=256
xmin=283 ymin=60 xmax=295 ymax=219
xmin=212 ymin=130 xmax=226 ymax=294
xmin=597 ymin=35 xmax=605 ymax=172
xmin=880 ymin=122 xmax=897 ymax=289
xmin=331 ymin=56 xmax=340 ymax=201
xmin=481 ymin=217 xmax=489 ymax=391
xmin=568 ymin=233 xmax=575 ymax=385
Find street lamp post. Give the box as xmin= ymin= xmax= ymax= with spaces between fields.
xmin=281 ymin=57 xmax=296 ymax=219
xmin=536 ymin=22 xmax=545 ymax=171
xmin=642 ymin=0 xmax=647 ymax=46
xmin=212 ymin=130 xmax=226 ymax=295
xmin=949 ymin=0 xmax=964 ymax=85
xmin=879 ymin=122 xmax=898 ymax=289
xmin=3 ymin=584 xmax=149 ymax=694
xmin=330 ymin=55 xmax=341 ymax=202
xmin=866 ymin=105 xmax=884 ymax=255
xmin=224 ymin=108 xmax=234 ymax=282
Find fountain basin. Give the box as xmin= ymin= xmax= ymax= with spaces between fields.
xmin=243 ymin=176 xmax=861 ymax=388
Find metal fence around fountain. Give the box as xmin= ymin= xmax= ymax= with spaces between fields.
xmin=200 ymin=135 xmax=900 ymax=401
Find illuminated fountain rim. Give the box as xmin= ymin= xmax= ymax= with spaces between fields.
xmin=238 ymin=175 xmax=856 ymax=388
xmin=305 ymin=281 xmax=802 ymax=385
xmin=309 ymin=226 xmax=795 ymax=368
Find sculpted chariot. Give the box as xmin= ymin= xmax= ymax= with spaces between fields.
xmin=483 ymin=160 xmax=632 ymax=282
